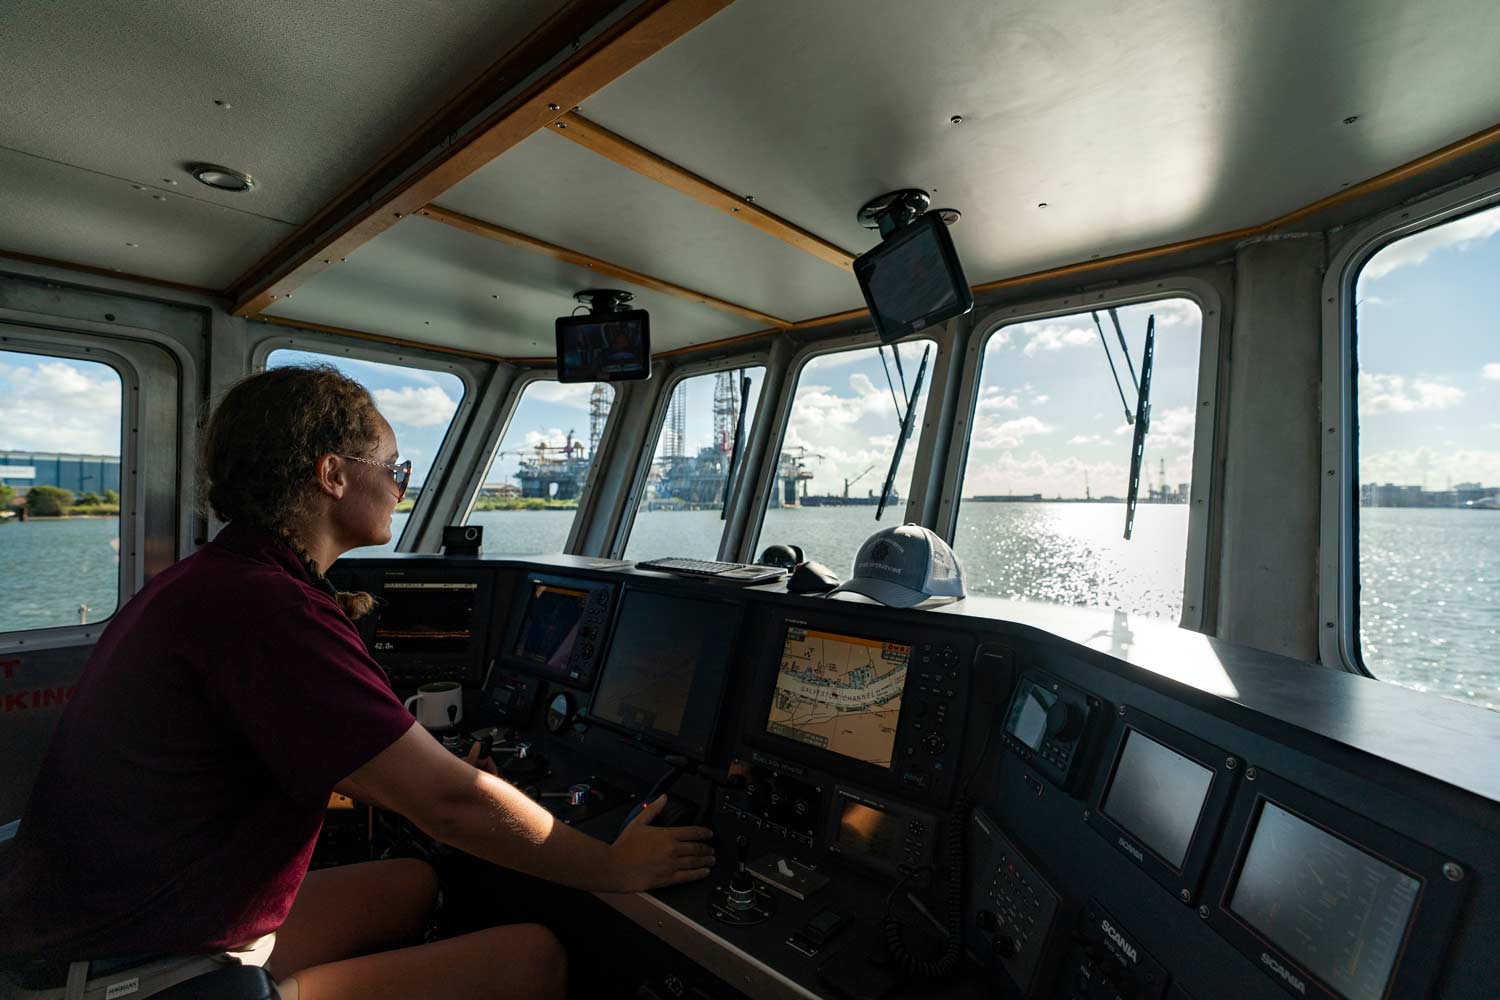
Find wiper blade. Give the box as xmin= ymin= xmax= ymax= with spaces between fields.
xmin=720 ymin=372 xmax=752 ymax=520
xmin=876 ymin=345 xmax=931 ymax=521
xmin=1124 ymin=315 xmax=1156 ymax=540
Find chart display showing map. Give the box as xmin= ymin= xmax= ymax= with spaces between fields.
xmin=766 ymin=627 xmax=909 ymax=768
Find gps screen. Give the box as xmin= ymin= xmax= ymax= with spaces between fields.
xmin=765 ymin=626 xmax=909 ymax=768
xmin=1229 ymin=800 xmax=1421 ymax=1000
xmin=588 ymin=589 xmax=740 ymax=758
xmin=512 ymin=583 xmax=587 ymax=678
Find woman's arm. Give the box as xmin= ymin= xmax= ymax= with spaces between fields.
xmin=342 ymin=722 xmax=714 ymax=893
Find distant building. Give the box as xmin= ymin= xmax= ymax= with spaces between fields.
xmin=1361 ymin=482 xmax=1490 ymax=508
xmin=0 ymin=451 xmax=121 ymax=495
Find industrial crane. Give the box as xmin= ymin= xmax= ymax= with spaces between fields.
xmin=843 ymin=464 xmax=875 ymax=499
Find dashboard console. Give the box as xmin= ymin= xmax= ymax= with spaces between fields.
xmin=327 ymin=554 xmax=1500 ymax=1000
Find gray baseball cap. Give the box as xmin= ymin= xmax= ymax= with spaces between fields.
xmin=828 ymin=523 xmax=966 ymax=608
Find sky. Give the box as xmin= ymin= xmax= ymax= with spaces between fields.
xmin=2 ymin=201 xmax=1495 ymax=501
xmin=1354 ymin=202 xmax=1500 ymax=490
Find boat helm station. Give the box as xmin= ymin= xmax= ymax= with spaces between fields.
xmin=1 ymin=2 xmax=1499 ymax=999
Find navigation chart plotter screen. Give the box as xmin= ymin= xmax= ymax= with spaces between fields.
xmin=766 ymin=625 xmax=909 ymax=768
xmin=587 ymin=588 xmax=741 ymax=759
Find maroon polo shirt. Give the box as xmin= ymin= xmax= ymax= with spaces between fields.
xmin=0 ymin=522 xmax=415 ymax=963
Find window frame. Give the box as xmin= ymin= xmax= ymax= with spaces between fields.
xmin=1319 ymin=174 xmax=1500 ymax=677
xmin=0 ymin=334 xmax=140 ymax=645
xmin=941 ymin=276 xmax=1224 ymax=631
xmin=614 ymin=351 xmax=772 ymax=561
xmin=251 ymin=333 xmax=478 ymax=553
xmin=741 ymin=329 xmax=952 ymax=564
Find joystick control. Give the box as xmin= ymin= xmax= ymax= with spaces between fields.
xmin=708 ymin=833 xmax=776 ymax=925
xmin=540 ymin=783 xmax=592 ymax=808
xmin=493 ymin=741 xmax=547 ymax=780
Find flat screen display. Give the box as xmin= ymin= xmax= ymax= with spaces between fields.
xmin=512 ymin=582 xmax=588 ymax=678
xmin=1102 ymin=729 xmax=1215 ymax=870
xmin=372 ymin=580 xmax=480 ymax=655
xmin=854 ymin=213 xmax=973 ymax=343
xmin=836 ymin=799 xmax=901 ymax=863
xmin=1005 ymin=680 xmax=1057 ymax=751
xmin=556 ymin=310 xmax=650 ymax=383
xmin=765 ymin=626 xmax=908 ymax=768
xmin=1229 ymin=801 xmax=1421 ymax=1000
xmin=588 ymin=589 xmax=739 ymax=758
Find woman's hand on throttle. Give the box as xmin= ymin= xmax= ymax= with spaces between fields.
xmin=608 ymin=795 xmax=715 ymax=892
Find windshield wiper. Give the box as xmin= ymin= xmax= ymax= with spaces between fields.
xmin=1123 ymin=315 xmax=1156 ymax=539
xmin=720 ymin=372 xmax=751 ymax=520
xmin=1092 ymin=310 xmax=1135 ymax=425
xmin=876 ymin=345 xmax=931 ymax=521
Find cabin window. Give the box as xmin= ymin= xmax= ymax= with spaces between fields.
xmin=469 ymin=379 xmax=615 ymax=556
xmin=622 ymin=367 xmax=766 ymax=562
xmin=757 ymin=341 xmax=935 ymax=573
xmin=1352 ymin=201 xmax=1500 ymax=711
xmin=0 ymin=349 xmax=124 ymax=633
xmin=266 ymin=349 xmax=467 ymax=554
xmin=953 ymin=299 xmax=1203 ymax=621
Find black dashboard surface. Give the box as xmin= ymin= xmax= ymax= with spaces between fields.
xmin=331 ymin=553 xmax=1500 ymax=1000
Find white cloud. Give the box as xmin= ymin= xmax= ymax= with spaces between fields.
xmin=972 ymin=416 xmax=1053 ymax=450
xmin=976 ymin=387 xmax=1020 ymax=412
xmin=1145 ymin=299 xmax=1202 ymax=329
xmin=1482 ymin=363 xmax=1500 ymax=381
xmin=521 ymin=381 xmax=614 ymax=409
xmin=1362 ymin=204 xmax=1500 ymax=281
xmin=1068 ymin=434 xmax=1107 ymax=446
xmin=371 ymin=385 xmax=459 ymax=428
xmin=1031 ymin=393 xmax=1051 ymax=405
xmin=1359 ymin=372 xmax=1465 ymax=415
xmin=1021 ymin=323 xmax=1095 ymax=356
xmin=0 ymin=358 xmax=122 ymax=453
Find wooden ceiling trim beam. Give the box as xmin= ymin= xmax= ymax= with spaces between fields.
xmin=230 ymin=0 xmax=735 ymax=318
xmin=419 ymin=204 xmax=791 ymax=327
xmin=551 ymin=111 xmax=856 ymax=270
xmin=250 ymin=315 xmax=534 ymax=363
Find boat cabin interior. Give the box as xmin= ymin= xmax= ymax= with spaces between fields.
xmin=2 ymin=2 xmax=1499 ymax=998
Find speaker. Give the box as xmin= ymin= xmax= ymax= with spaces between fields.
xmin=442 ymin=524 xmax=483 ymax=557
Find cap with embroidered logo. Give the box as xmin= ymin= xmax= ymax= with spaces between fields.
xmin=828 ymin=523 xmax=966 ymax=608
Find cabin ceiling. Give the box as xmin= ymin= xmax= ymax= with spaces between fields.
xmin=4 ymin=0 xmax=1500 ymax=356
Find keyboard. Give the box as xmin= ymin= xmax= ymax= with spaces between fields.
xmin=636 ymin=557 xmax=786 ymax=584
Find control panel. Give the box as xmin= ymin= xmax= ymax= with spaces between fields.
xmin=966 ymin=806 xmax=1062 ymax=998
xmin=896 ymin=638 xmax=967 ymax=801
xmin=1001 ymin=668 xmax=1102 ymax=791
xmin=1058 ymin=901 xmax=1169 ymax=1000
xmin=724 ymin=757 xmax=822 ymax=847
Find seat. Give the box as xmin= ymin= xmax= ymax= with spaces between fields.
xmin=152 ymin=965 xmax=280 ymax=1000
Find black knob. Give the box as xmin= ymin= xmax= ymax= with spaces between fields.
xmin=1045 ymin=701 xmax=1081 ymax=740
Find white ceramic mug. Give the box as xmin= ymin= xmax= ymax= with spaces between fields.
xmin=404 ymin=681 xmax=463 ymax=730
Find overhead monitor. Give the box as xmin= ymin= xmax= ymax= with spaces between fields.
xmin=587 ymin=588 xmax=741 ymax=759
xmin=853 ymin=212 xmax=973 ymax=343
xmin=1229 ymin=800 xmax=1421 ymax=1000
xmin=1101 ymin=729 xmax=1215 ymax=870
xmin=556 ymin=310 xmax=651 ymax=383
xmin=764 ymin=625 xmax=909 ymax=769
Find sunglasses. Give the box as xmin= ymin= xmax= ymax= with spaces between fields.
xmin=341 ymin=455 xmax=412 ymax=500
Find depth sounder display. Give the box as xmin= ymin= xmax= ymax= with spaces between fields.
xmin=1229 ymin=800 xmax=1421 ymax=1000
xmin=372 ymin=580 xmax=480 ymax=655
xmin=766 ymin=626 xmax=908 ymax=768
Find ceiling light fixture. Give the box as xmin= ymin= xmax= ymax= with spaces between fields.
xmin=188 ymin=163 xmax=254 ymax=192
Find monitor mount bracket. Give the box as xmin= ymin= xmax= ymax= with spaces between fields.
xmin=574 ymin=289 xmax=634 ymax=314
xmin=857 ymin=189 xmax=962 ymax=237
